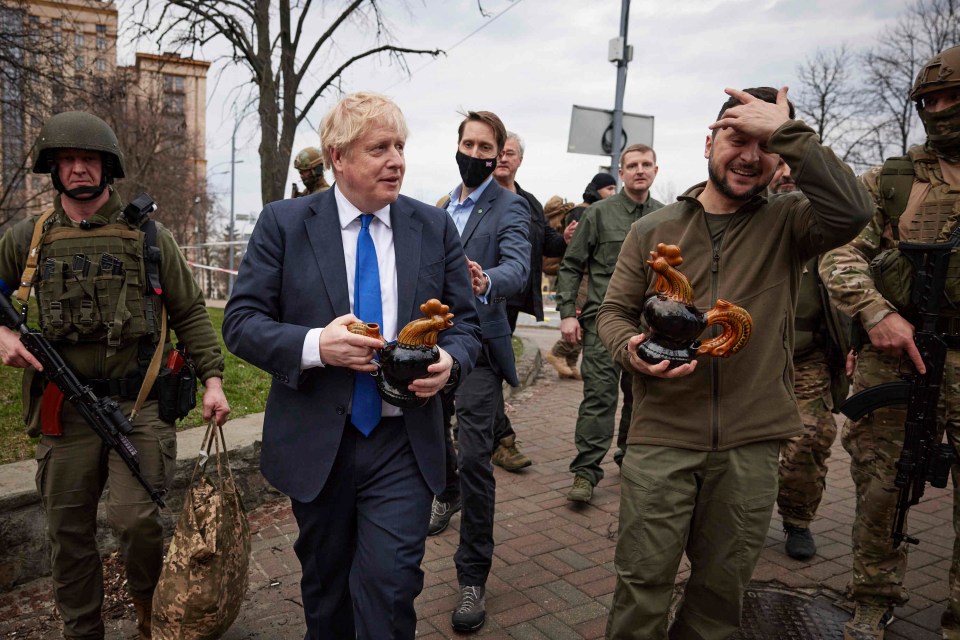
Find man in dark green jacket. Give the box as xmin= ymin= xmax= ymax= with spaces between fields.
xmin=0 ymin=112 xmax=230 ymax=640
xmin=597 ymin=87 xmax=872 ymax=639
xmin=555 ymin=144 xmax=663 ymax=503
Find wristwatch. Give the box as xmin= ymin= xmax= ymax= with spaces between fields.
xmin=443 ymin=357 xmax=462 ymax=392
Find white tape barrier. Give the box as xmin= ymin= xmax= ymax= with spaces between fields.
xmin=187 ymin=261 xmax=239 ymax=276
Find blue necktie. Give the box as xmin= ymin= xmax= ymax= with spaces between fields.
xmin=351 ymin=214 xmax=383 ymax=436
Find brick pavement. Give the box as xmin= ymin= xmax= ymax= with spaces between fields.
xmin=0 ymin=326 xmax=956 ymax=639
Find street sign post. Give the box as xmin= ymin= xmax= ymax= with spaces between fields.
xmin=567 ymin=105 xmax=654 ymax=158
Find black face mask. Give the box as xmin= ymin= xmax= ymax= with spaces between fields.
xmin=456 ymin=150 xmax=497 ymax=189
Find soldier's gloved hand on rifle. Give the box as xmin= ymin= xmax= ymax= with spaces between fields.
xmin=867 ymin=312 xmax=927 ymax=374
xmin=0 ymin=325 xmax=42 ymax=371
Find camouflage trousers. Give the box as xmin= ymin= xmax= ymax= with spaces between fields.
xmin=842 ymin=345 xmax=960 ymax=630
xmin=35 ymin=399 xmax=176 ymax=639
xmin=777 ymin=350 xmax=838 ymax=527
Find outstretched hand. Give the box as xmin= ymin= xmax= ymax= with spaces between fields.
xmin=708 ymin=86 xmax=791 ymax=144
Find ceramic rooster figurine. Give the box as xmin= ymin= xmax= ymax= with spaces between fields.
xmin=349 ymin=299 xmax=454 ymax=407
xmin=637 ymin=243 xmax=752 ymax=366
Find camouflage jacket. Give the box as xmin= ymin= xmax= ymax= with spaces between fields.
xmin=819 ymin=145 xmax=960 ymax=331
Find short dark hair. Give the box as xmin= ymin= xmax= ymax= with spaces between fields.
xmin=457 ymin=111 xmax=507 ymax=153
xmin=715 ymin=87 xmax=796 ymax=123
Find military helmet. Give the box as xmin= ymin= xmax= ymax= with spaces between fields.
xmin=32 ymin=111 xmax=125 ymax=179
xmin=293 ymin=146 xmax=324 ymax=171
xmin=910 ymin=45 xmax=960 ymax=102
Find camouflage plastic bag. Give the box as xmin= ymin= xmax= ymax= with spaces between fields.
xmin=152 ymin=420 xmax=250 ymax=639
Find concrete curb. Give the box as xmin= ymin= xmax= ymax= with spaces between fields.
xmin=0 ymin=336 xmax=542 ymax=590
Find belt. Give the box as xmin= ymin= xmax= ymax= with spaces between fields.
xmin=86 ymin=375 xmax=156 ymax=400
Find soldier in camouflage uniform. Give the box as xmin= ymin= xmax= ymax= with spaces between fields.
xmin=819 ymin=45 xmax=960 ymax=640
xmin=556 ymin=145 xmax=663 ymax=503
xmin=291 ymin=146 xmax=330 ymax=197
xmin=0 ymin=112 xmax=231 ymax=640
xmin=771 ymin=159 xmax=841 ymax=561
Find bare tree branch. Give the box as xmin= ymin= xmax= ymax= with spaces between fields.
xmin=125 ymin=0 xmax=452 ymax=204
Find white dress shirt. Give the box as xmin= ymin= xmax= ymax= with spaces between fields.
xmin=301 ymin=184 xmax=401 ymax=416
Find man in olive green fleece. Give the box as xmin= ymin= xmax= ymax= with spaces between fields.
xmin=0 ymin=111 xmax=230 ymax=640
xmin=555 ymin=144 xmax=663 ymax=503
xmin=597 ymin=87 xmax=872 ymax=640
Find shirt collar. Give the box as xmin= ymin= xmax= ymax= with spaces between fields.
xmin=449 ymin=174 xmax=494 ymax=206
xmin=334 ymin=184 xmax=392 ymax=229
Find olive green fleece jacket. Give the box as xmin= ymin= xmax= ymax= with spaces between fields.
xmin=0 ymin=190 xmax=225 ymax=382
xmin=597 ymin=120 xmax=873 ymax=451
xmin=555 ymin=190 xmax=664 ymax=324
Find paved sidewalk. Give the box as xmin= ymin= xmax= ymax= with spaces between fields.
xmin=0 ymin=326 xmax=954 ymax=639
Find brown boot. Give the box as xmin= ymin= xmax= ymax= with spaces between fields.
xmin=491 ymin=435 xmax=532 ymax=471
xmin=545 ymin=351 xmax=575 ymax=378
xmin=132 ymin=597 xmax=152 ymax=639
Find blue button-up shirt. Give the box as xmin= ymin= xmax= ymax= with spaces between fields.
xmin=446 ymin=175 xmax=495 ymax=303
xmin=446 ymin=175 xmax=494 ymax=236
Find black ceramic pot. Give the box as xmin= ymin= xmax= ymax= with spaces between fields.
xmin=372 ymin=341 xmax=440 ymax=408
xmin=636 ymin=293 xmax=707 ymax=367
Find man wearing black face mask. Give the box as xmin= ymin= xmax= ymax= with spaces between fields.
xmin=429 ymin=110 xmax=530 ymax=633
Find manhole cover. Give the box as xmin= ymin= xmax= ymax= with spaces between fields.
xmin=732 ymin=586 xmax=849 ymax=639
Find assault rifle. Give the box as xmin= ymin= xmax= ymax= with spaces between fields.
xmin=0 ymin=294 xmax=167 ymax=508
xmin=839 ymin=226 xmax=960 ymax=547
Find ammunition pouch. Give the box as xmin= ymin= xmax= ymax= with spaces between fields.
xmin=87 ymin=374 xmax=156 ymax=401
xmin=156 ymin=360 xmax=197 ymax=422
xmin=869 ymin=248 xmax=914 ymax=312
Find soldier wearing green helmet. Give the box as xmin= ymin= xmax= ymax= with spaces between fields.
xmin=291 ymin=145 xmax=330 ymax=197
xmin=820 ymin=45 xmax=960 ymax=640
xmin=0 ymin=111 xmax=231 ymax=639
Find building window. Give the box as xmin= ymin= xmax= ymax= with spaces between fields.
xmin=96 ymin=37 xmax=106 ymax=50
xmin=96 ymin=24 xmax=106 ymax=34
xmin=163 ymin=74 xmax=185 ymax=93
xmin=74 ymin=32 xmax=84 ymax=48
xmin=163 ymin=94 xmax=185 ymax=114
xmin=74 ymin=76 xmax=84 ymax=91
xmin=94 ymin=58 xmax=106 ymax=72
xmin=51 ymin=18 xmax=61 ymax=44
xmin=74 ymin=55 xmax=84 ymax=70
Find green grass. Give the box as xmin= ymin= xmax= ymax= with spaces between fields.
xmin=0 ymin=307 xmax=273 ymax=465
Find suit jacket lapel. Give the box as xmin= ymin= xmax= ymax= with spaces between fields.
xmin=305 ymin=190 xmax=351 ymax=317
xmin=391 ymin=199 xmax=422 ymax=327
xmin=460 ymin=181 xmax=499 ymax=245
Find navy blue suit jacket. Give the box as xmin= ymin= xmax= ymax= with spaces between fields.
xmin=223 ymin=189 xmax=482 ymax=502
xmin=458 ymin=180 xmax=530 ymax=386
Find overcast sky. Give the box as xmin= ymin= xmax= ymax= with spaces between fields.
xmin=120 ymin=0 xmax=912 ymax=228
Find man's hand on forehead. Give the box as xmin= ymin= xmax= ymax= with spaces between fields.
xmin=708 ymin=86 xmax=791 ymax=143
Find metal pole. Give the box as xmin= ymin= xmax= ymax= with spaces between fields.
xmin=227 ymin=122 xmax=237 ymax=297
xmin=610 ymin=0 xmax=630 ymax=182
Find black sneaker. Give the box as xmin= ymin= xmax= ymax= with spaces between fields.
xmin=784 ymin=524 xmax=817 ymax=560
xmin=451 ymin=584 xmax=486 ymax=632
xmin=428 ymin=497 xmax=461 ymax=536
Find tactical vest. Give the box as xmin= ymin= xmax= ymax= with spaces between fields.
xmin=869 ymin=151 xmax=960 ymax=318
xmin=34 ymin=218 xmax=161 ymax=348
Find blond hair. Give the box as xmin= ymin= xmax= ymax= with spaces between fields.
xmin=319 ymin=92 xmax=409 ymax=168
